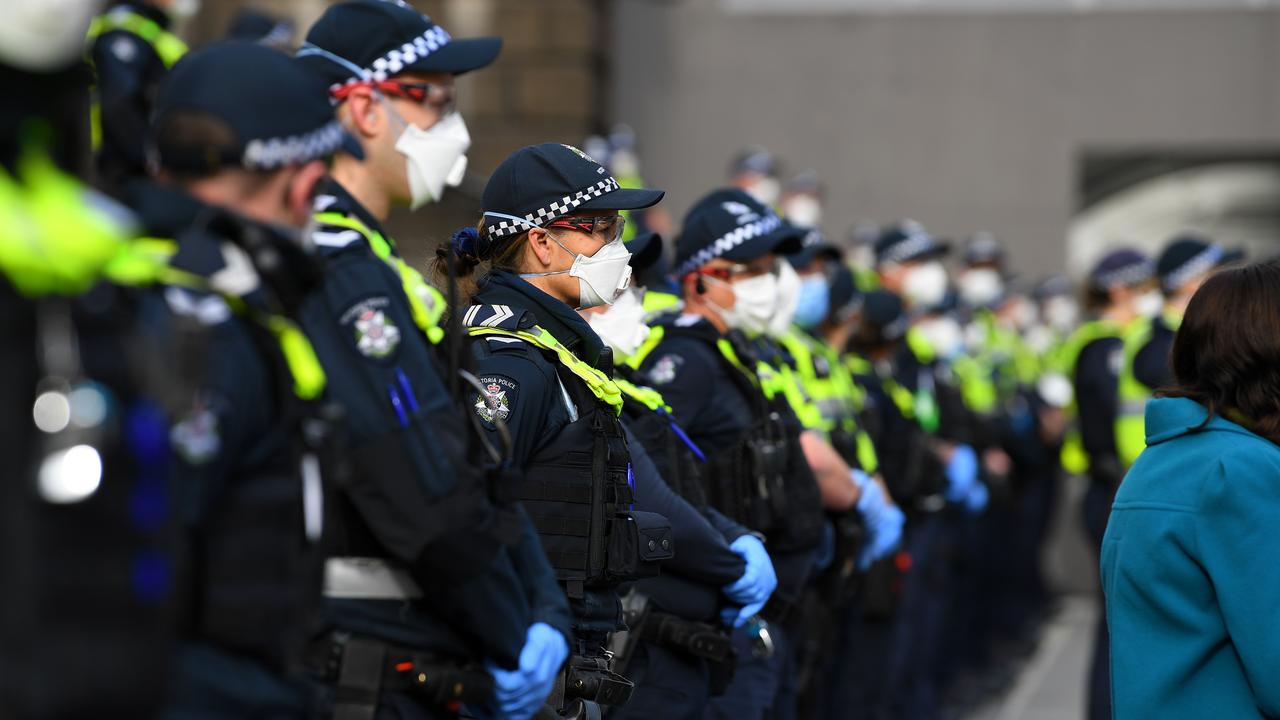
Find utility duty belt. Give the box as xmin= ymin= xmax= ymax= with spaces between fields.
xmin=541 ymin=653 xmax=634 ymax=718
xmin=639 ymin=611 xmax=734 ymax=664
xmin=306 ymin=632 xmax=493 ymax=719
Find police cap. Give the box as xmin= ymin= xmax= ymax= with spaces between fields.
xmin=1088 ymin=248 xmax=1153 ymax=292
xmin=473 ymin=143 xmax=664 ymax=258
xmin=152 ymin=41 xmax=362 ymax=174
xmin=298 ymin=0 xmax=501 ymax=90
xmin=674 ymin=188 xmax=805 ymax=277
xmin=875 ymin=222 xmax=950 ymax=267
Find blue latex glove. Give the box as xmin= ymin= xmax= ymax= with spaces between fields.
xmin=965 ymin=479 xmax=989 ymax=514
xmin=721 ymin=534 xmax=777 ymax=627
xmin=852 ymin=470 xmax=905 ymax=570
xmin=944 ymin=444 xmax=979 ymax=503
xmin=485 ymin=622 xmax=568 ymax=720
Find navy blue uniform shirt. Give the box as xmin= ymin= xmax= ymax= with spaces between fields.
xmin=302 ymin=184 xmax=570 ymax=665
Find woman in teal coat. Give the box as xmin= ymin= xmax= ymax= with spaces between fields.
xmin=1102 ymin=260 xmax=1280 ymax=719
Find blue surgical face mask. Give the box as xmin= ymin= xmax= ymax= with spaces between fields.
xmin=793 ymin=274 xmax=830 ymax=330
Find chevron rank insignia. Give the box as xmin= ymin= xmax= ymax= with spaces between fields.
xmin=463 ymin=304 xmax=536 ymax=331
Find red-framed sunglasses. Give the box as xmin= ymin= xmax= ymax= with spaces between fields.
xmin=332 ymin=80 xmax=456 ymax=114
xmin=545 ymin=215 xmax=626 ymax=243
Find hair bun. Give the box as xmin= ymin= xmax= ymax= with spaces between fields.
xmin=450 ymin=226 xmax=480 ymax=258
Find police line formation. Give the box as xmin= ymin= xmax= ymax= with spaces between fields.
xmin=1 ymin=1 xmax=1248 ymax=719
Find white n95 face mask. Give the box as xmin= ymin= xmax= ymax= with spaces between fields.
xmin=706 ymin=271 xmax=778 ymax=335
xmin=523 ymin=233 xmax=633 ymax=309
xmin=769 ymin=261 xmax=801 ymax=338
xmin=957 ymin=268 xmax=1004 ymax=308
xmin=166 ymin=0 xmax=201 ymax=22
xmin=781 ymin=196 xmax=823 ymax=229
xmin=0 ymin=0 xmax=100 ymax=71
xmin=391 ymin=107 xmax=471 ymax=210
xmin=915 ymin=315 xmax=964 ymax=361
xmin=587 ymin=288 xmax=651 ymax=360
xmin=1134 ymin=288 xmax=1163 ymax=318
xmin=901 ymin=261 xmax=949 ymax=310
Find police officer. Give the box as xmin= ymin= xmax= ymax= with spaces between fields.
xmin=1115 ymin=235 xmax=1239 ymax=468
xmin=448 ymin=142 xmax=675 ymax=717
xmin=729 ymin=145 xmax=782 ymax=207
xmin=1067 ymin=248 xmax=1157 ymax=720
xmin=293 ymin=7 xmax=574 ymax=719
xmin=633 ymin=189 xmax=897 ymax=720
xmin=1 ymin=2 xmax=187 ymax=716
xmin=773 ymin=235 xmax=904 ymax=720
xmin=872 ymin=224 xmax=990 ymax=720
xmin=581 ymin=231 xmax=779 ymax=718
xmin=121 ymin=40 xmax=350 ymax=715
xmin=87 ymin=0 xmax=193 ymax=189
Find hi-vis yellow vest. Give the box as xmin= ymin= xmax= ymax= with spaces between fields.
xmin=1059 ymin=319 xmax=1124 ymax=475
xmin=1115 ymin=310 xmax=1182 ymax=467
xmin=87 ymin=9 xmax=188 ymax=150
xmin=313 ymin=211 xmax=447 ymax=345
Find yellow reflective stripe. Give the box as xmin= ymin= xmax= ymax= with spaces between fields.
xmin=268 ymin=316 xmax=327 ymax=400
xmin=313 ymin=211 xmax=446 ymax=344
xmin=953 ymin=354 xmax=998 ymax=416
xmin=615 ymin=377 xmax=670 ymax=413
xmin=856 ymin=430 xmax=879 ymax=475
xmin=217 ymin=292 xmax=327 ymax=400
xmin=764 ymin=359 xmax=825 ymax=430
xmin=99 ymin=232 xmax=326 ymax=400
xmin=906 ymin=326 xmax=936 ymax=364
xmin=467 ymin=325 xmax=622 ymax=415
xmin=626 ymin=323 xmax=666 ymax=370
xmin=1115 ymin=318 xmax=1156 ymax=467
xmin=0 ymin=148 xmax=127 ymax=296
xmin=642 ymin=290 xmax=681 ymax=320
xmin=88 ymin=11 xmax=188 ymax=67
xmin=884 ymin=378 xmax=916 ymax=420
xmin=1061 ymin=431 xmax=1090 ymax=475
xmin=715 ymin=338 xmax=761 ymax=390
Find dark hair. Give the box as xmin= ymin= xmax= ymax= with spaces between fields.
xmin=150 ymin=109 xmax=278 ymax=199
xmin=429 ymin=220 xmax=528 ymax=306
xmin=1163 ymin=260 xmax=1280 ymax=445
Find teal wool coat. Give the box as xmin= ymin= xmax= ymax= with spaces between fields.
xmin=1102 ymin=397 xmax=1280 ymax=719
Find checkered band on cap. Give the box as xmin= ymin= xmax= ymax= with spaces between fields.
xmin=675 ymin=212 xmax=784 ymax=277
xmin=326 ymin=25 xmax=452 ymax=92
xmin=1162 ymin=244 xmax=1222 ymax=292
xmin=484 ymin=176 xmax=621 ymax=239
xmin=1094 ymin=258 xmax=1155 ymax=290
xmin=880 ymin=231 xmax=937 ymax=266
xmin=242 ymin=119 xmax=348 ymax=170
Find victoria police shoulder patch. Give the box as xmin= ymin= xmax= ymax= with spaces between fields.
xmin=340 ymin=296 xmax=401 ymax=359
xmin=647 ymin=354 xmax=683 ymax=385
xmin=474 ymin=375 xmax=518 ymax=424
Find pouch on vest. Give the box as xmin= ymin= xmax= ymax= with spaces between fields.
xmin=606 ymin=510 xmax=674 ymax=582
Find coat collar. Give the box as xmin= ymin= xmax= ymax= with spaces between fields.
xmin=1144 ymin=397 xmax=1259 ymax=446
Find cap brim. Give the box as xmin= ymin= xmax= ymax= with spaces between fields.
xmin=626 ymin=231 xmax=664 ymax=273
xmin=407 ymin=36 xmax=503 ymax=76
xmin=721 ymin=221 xmax=806 ymax=263
xmin=787 ymin=240 xmax=842 ymax=268
xmin=579 ymin=187 xmax=665 ymax=213
xmin=1220 ymin=247 xmax=1246 ymax=265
